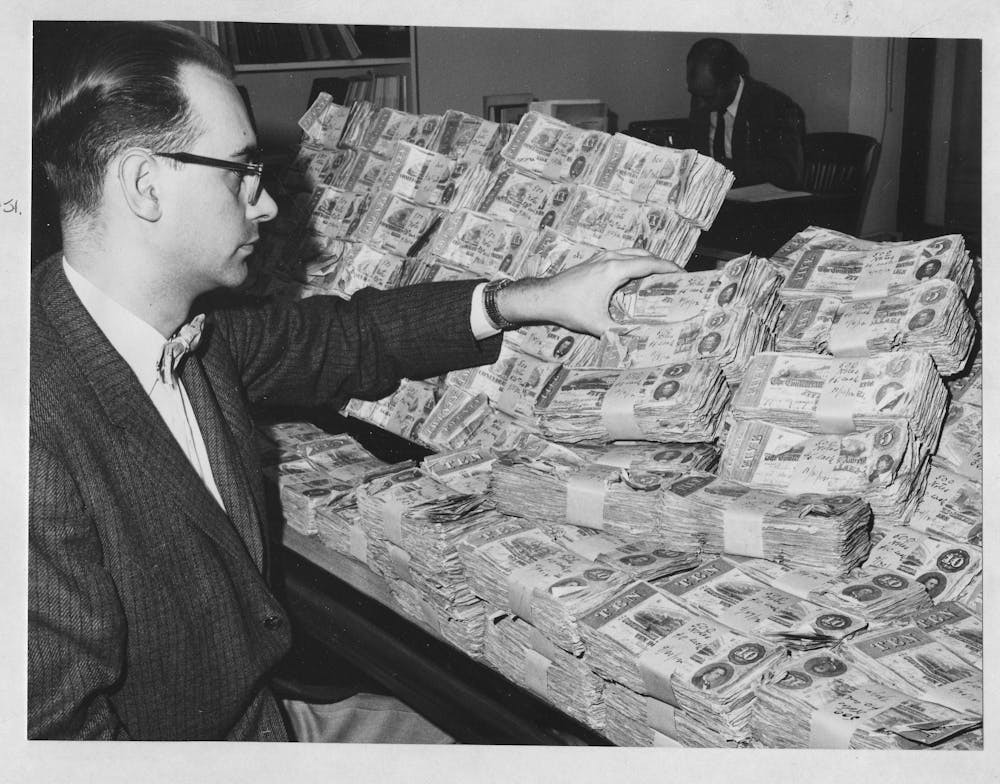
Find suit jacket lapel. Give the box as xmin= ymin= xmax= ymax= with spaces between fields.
xmin=36 ymin=260 xmax=259 ymax=572
xmin=179 ymin=353 xmax=265 ymax=571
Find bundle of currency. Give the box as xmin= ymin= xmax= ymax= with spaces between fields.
xmin=672 ymin=153 xmax=735 ymax=229
xmin=356 ymin=108 xmax=442 ymax=157
xmin=327 ymin=149 xmax=390 ymax=193
xmin=554 ymin=185 xmax=699 ymax=261
xmin=300 ymin=242 xmax=407 ymax=299
xmin=417 ymin=386 xmax=497 ymax=452
xmin=297 ymin=92 xmax=353 ymax=149
xmin=379 ymin=141 xmax=464 ymax=208
xmin=718 ymin=419 xmax=931 ymax=525
xmin=570 ymin=440 xmax=718 ymax=472
xmin=863 ymin=525 xmax=983 ymax=605
xmin=653 ymin=557 xmax=868 ymax=649
xmin=315 ymin=505 xmax=373 ymax=566
xmin=426 ymin=209 xmax=533 ymax=277
xmin=354 ymin=466 xmax=492 ymax=620
xmin=538 ymin=125 xmax=613 ymax=185
xmin=935 ymin=399 xmax=982 ymax=482
xmin=534 ymin=361 xmax=730 ymax=444
xmin=946 ymin=345 xmax=981 ymax=406
xmin=654 ymin=473 xmax=872 ymax=573
xmin=594 ymin=540 xmax=703 ymax=582
xmin=483 ymin=608 xmax=607 ymax=730
xmin=510 ymin=227 xmax=604 ymax=278
xmin=341 ymin=378 xmax=439 ymax=444
xmin=731 ymin=351 xmax=949 ymax=447
xmin=396 ymin=256 xmax=478 ymax=286
xmin=602 ymin=682 xmax=737 ymax=747
xmin=455 ymin=517 xmax=632 ymax=655
xmin=775 ymin=228 xmax=975 ymax=301
xmin=459 ymin=163 xmax=577 ymax=231
xmin=578 ymin=580 xmax=784 ymax=744
xmin=502 ymin=324 xmax=600 ymax=367
xmin=297 ymin=186 xmax=376 ymax=246
xmin=260 ymin=420 xmax=360 ymax=457
xmin=499 ymin=111 xmax=577 ymax=176
xmin=264 ymin=428 xmax=388 ymax=536
xmin=334 ymin=100 xmax=376 ymax=151
xmin=491 ymin=452 xmax=871 ymax=573
xmin=426 ymin=110 xmax=507 ymax=166
xmin=488 ymin=454 xmax=659 ymax=534
xmin=445 ymin=343 xmax=562 ymax=426
xmin=908 ymin=462 xmax=982 ymax=547
xmin=610 ymin=254 xmax=784 ymax=327
xmin=753 ymin=651 xmax=981 ymax=749
xmin=839 ymin=625 xmax=982 ymax=717
xmin=904 ymin=602 xmax=982 ymax=668
xmin=284 ymin=146 xmax=360 ymax=195
xmin=352 ymin=190 xmax=443 ymax=256
xmin=589 ymin=133 xmax=682 ymax=203
xmin=419 ymin=445 xmax=496 ymax=495
xmin=726 ymin=555 xmax=931 ymax=623
xmin=773 ymin=279 xmax=976 ymax=375
xmin=382 ymin=571 xmax=488 ymax=658
xmin=590 ymin=306 xmax=774 ymax=385
xmin=643 ymin=148 xmax=702 ymax=216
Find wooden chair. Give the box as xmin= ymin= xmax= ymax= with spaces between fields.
xmin=801 ymin=132 xmax=882 ymax=236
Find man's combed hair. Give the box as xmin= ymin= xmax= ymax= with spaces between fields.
xmin=686 ymin=37 xmax=750 ymax=84
xmin=33 ymin=21 xmax=235 ymax=223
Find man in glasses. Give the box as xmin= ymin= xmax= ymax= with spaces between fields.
xmin=30 ymin=21 xmax=679 ymax=741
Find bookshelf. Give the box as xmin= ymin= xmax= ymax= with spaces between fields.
xmin=172 ymin=21 xmax=419 ymax=151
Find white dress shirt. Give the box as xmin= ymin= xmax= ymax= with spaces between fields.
xmin=63 ymin=259 xmax=227 ymax=510
xmin=708 ymin=75 xmax=745 ymax=160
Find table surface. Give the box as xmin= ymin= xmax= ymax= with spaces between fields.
xmin=278 ymin=527 xmax=613 ymax=745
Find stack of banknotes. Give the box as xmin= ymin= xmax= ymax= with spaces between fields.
xmin=753 ymin=650 xmax=980 ymax=749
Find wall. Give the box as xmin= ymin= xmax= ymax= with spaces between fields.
xmin=218 ymin=24 xmax=901 ymax=236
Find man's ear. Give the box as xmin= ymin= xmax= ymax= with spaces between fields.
xmin=116 ymin=149 xmax=162 ymax=222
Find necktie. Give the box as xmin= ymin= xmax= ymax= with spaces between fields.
xmin=157 ymin=313 xmax=205 ymax=388
xmin=713 ymin=109 xmax=727 ymax=162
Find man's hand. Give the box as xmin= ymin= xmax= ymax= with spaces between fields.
xmin=495 ymin=249 xmax=682 ymax=336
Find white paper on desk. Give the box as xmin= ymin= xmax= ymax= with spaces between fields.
xmin=725 ymin=183 xmax=812 ymax=202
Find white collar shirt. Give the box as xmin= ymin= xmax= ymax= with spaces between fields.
xmin=63 ymin=258 xmax=226 ymax=510
xmin=709 ymin=75 xmax=745 ymax=160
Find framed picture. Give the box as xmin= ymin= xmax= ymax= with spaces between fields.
xmin=483 ymin=92 xmax=534 ymax=124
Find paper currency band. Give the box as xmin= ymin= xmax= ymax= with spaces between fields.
xmin=565 ymin=471 xmax=610 ymax=531
xmin=523 ymin=649 xmax=552 ymax=697
xmin=348 ymin=526 xmax=369 ymax=564
xmin=722 ymin=506 xmax=766 ymax=559
xmin=483 ymin=277 xmax=518 ymax=331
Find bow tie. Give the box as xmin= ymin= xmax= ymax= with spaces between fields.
xmin=157 ymin=313 xmax=205 ymax=388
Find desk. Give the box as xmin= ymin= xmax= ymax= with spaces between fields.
xmin=697 ymin=192 xmax=859 ymax=258
xmin=276 ymin=528 xmax=613 ymax=745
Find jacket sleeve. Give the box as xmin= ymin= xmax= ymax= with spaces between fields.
xmin=213 ymin=279 xmax=503 ymax=411
xmin=29 ymin=442 xmax=132 ymax=740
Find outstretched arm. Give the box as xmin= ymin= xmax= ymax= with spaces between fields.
xmin=494 ymin=249 xmax=682 ymax=336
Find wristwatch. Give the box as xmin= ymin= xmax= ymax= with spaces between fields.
xmin=483 ymin=278 xmax=517 ymax=331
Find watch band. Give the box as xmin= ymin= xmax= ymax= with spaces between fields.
xmin=483 ymin=278 xmax=517 ymax=331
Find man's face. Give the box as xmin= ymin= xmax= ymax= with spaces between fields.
xmin=686 ymin=62 xmax=738 ymax=113
xmin=158 ymin=64 xmax=277 ymax=297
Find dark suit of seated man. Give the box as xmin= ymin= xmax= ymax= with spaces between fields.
xmin=686 ymin=37 xmax=806 ymax=190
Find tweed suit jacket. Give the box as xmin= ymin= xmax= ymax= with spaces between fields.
xmin=689 ymin=75 xmax=806 ymax=190
xmin=29 ymin=256 xmax=502 ymax=740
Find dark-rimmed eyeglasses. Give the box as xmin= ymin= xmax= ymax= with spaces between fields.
xmin=155 ymin=152 xmax=265 ymax=206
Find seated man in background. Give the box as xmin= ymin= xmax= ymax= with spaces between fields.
xmin=686 ymin=36 xmax=806 ymax=190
